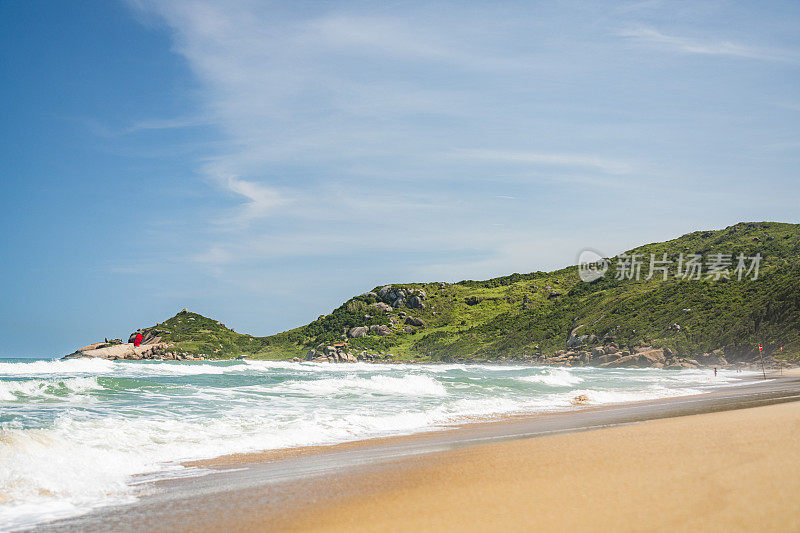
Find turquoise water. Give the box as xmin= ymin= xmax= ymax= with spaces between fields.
xmin=0 ymin=357 xmax=751 ymax=529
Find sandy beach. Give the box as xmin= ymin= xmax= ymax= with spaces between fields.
xmin=36 ymin=375 xmax=800 ymax=533
xmin=286 ymin=401 xmax=800 ymax=533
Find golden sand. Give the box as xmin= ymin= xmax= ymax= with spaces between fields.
xmin=275 ymin=402 xmax=800 ymax=533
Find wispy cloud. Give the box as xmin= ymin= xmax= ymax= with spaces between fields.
xmin=453 ymin=149 xmax=633 ymax=175
xmin=120 ymin=0 xmax=800 ymax=302
xmin=618 ymin=26 xmax=796 ymax=62
xmin=305 ymin=15 xmax=526 ymax=71
xmin=124 ymin=115 xmax=214 ymax=133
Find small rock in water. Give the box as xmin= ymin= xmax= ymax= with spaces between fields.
xmin=571 ymin=394 xmax=590 ymax=405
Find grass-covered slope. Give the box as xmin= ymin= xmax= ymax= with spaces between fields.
xmin=142 ymin=222 xmax=800 ymax=361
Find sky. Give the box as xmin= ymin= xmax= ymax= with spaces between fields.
xmin=1 ymin=0 xmax=799 ymax=357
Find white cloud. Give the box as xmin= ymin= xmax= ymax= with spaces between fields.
xmin=121 ymin=0 xmax=799 ymax=296
xmin=618 ymin=26 xmax=796 ymax=62
xmin=304 ymin=15 xmax=526 ymax=71
xmin=453 ymin=149 xmax=633 ymax=175
xmin=124 ymin=116 xmax=214 ymax=133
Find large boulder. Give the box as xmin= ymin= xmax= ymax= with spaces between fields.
xmin=76 ymin=342 xmax=107 ymax=352
xmin=348 ymin=326 xmax=369 ymax=338
xmin=377 ymin=285 xmax=393 ymax=299
xmin=369 ymin=302 xmax=393 ymax=313
xmin=599 ymin=354 xmax=639 ymax=368
xmin=594 ymin=353 xmax=620 ymax=365
xmin=567 ymin=334 xmax=588 ymax=348
xmin=405 ymin=316 xmax=425 ymax=327
xmin=369 ymin=324 xmax=392 ymax=336
xmin=407 ymin=295 xmax=425 ymax=309
xmin=599 ymin=349 xmax=665 ymax=368
xmin=637 ymin=349 xmax=666 ymax=365
xmin=141 ymin=332 xmax=162 ymax=345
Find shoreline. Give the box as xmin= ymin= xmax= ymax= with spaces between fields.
xmin=184 ymin=370 xmax=771 ymax=471
xmin=36 ymin=373 xmax=800 ymax=532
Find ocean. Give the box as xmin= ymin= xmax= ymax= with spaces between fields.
xmin=0 ymin=357 xmax=752 ymax=530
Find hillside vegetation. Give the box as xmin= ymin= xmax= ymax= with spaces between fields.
xmin=139 ymin=222 xmax=800 ymax=362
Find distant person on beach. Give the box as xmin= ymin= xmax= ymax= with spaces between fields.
xmin=133 ymin=332 xmax=143 ymax=347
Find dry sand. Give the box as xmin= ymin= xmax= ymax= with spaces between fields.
xmin=277 ymin=401 xmax=800 ymax=533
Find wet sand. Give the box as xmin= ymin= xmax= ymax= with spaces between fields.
xmin=38 ymin=375 xmax=800 ymax=532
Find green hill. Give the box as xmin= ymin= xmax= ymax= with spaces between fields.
xmin=139 ymin=222 xmax=800 ymax=362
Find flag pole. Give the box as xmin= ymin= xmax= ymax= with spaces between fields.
xmin=758 ymin=344 xmax=766 ymax=380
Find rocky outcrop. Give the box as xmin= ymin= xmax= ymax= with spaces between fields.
xmin=523 ymin=343 xmax=752 ymax=370
xmin=63 ymin=341 xmax=201 ymax=361
xmin=369 ymin=324 xmax=392 ymax=336
xmin=305 ymin=347 xmax=391 ymax=363
xmin=405 ymin=316 xmax=425 ymax=327
xmin=369 ymin=302 xmax=393 ymax=313
xmin=127 ymin=330 xmax=163 ymax=345
xmin=375 ymin=285 xmax=427 ymax=309
xmin=599 ymin=349 xmax=666 ymax=368
xmin=348 ymin=326 xmax=369 ymax=338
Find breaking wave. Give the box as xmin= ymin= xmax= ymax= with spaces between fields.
xmin=0 ymin=357 xmax=755 ymax=530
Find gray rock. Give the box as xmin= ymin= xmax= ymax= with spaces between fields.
xmin=369 ymin=324 xmax=392 ymax=336
xmin=408 ymin=295 xmax=425 ymax=309
xmin=567 ymin=334 xmax=588 ymax=348
xmin=378 ymin=285 xmax=393 ymax=299
xmin=348 ymin=326 xmax=369 ymax=338
xmin=369 ymin=302 xmax=393 ymax=313
xmin=405 ymin=317 xmax=425 ymax=327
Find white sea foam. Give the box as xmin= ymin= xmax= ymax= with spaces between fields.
xmin=0 ymin=358 xmax=116 ymax=376
xmin=274 ymin=374 xmax=448 ymax=396
xmin=0 ymin=377 xmax=103 ymax=401
xmin=0 ymin=359 xmax=750 ymax=530
xmin=518 ymin=368 xmax=584 ymax=387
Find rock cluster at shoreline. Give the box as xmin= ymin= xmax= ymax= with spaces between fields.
xmin=301 ymin=346 xmax=393 ymax=363
xmin=528 ymin=345 xmax=718 ymax=369
xmin=62 ymin=340 xmax=204 ymax=361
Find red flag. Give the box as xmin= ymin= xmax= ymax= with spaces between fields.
xmin=758 ymin=344 xmax=763 ymax=352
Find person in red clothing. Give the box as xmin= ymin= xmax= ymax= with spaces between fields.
xmin=133 ymin=332 xmax=144 ymax=347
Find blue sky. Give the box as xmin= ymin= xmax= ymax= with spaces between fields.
xmin=1 ymin=0 xmax=799 ymax=357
